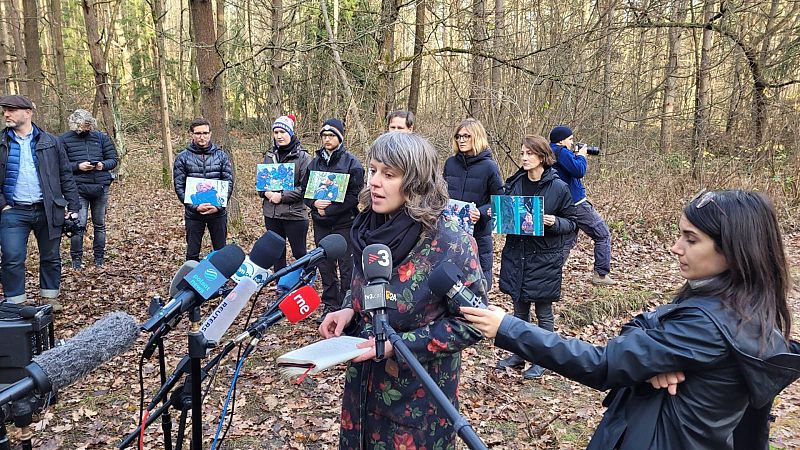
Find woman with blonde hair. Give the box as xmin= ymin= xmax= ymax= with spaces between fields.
xmin=443 ymin=118 xmax=503 ymax=290
xmin=320 ymin=132 xmax=485 ymax=450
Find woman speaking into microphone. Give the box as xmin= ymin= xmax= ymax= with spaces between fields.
xmin=319 ymin=132 xmax=485 ymax=450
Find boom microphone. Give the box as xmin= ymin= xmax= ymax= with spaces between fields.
xmin=262 ymin=233 xmax=348 ymax=284
xmin=232 ymin=285 xmax=321 ymax=343
xmin=429 ymin=262 xmax=487 ymax=309
xmin=0 ymin=312 xmax=140 ymax=406
xmin=142 ymin=244 xmax=245 ymax=333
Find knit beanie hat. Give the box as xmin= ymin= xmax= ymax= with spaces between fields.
xmin=549 ymin=126 xmax=573 ymax=144
xmin=272 ymin=115 xmax=295 ymax=137
xmin=320 ymin=118 xmax=345 ymax=144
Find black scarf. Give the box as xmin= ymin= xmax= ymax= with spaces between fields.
xmin=275 ymin=136 xmax=300 ymax=162
xmin=351 ymin=208 xmax=422 ymax=268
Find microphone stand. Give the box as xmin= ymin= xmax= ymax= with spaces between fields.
xmin=187 ymin=307 xmax=206 ymax=450
xmin=378 ymin=317 xmax=488 ymax=450
xmin=156 ymin=331 xmax=173 ymax=450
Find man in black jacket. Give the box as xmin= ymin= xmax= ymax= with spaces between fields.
xmin=173 ymin=118 xmax=233 ymax=261
xmin=303 ymin=119 xmax=364 ymax=322
xmin=60 ymin=109 xmax=118 ymax=269
xmin=0 ymin=95 xmax=80 ymax=311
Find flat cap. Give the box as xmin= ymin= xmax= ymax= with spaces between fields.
xmin=0 ymin=95 xmax=34 ymax=110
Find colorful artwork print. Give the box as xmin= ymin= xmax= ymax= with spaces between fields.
xmin=443 ymin=199 xmax=476 ymax=235
xmin=184 ymin=177 xmax=230 ymax=207
xmin=256 ymin=163 xmax=295 ymax=191
xmin=304 ymin=170 xmax=350 ymax=203
xmin=491 ymin=195 xmax=544 ymax=236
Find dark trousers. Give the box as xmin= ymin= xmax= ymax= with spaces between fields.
xmin=185 ymin=212 xmax=228 ymax=261
xmin=512 ymin=298 xmax=555 ymax=332
xmin=70 ymin=185 xmax=109 ymax=263
xmin=475 ymin=233 xmax=494 ymax=291
xmin=263 ymin=216 xmax=309 ymax=271
xmin=562 ymin=200 xmax=612 ymax=276
xmin=0 ymin=205 xmax=62 ymax=302
xmin=312 ymin=220 xmax=353 ymax=310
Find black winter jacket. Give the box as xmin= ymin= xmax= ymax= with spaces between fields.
xmin=59 ymin=130 xmax=118 ymax=195
xmin=173 ymin=143 xmax=233 ymax=217
xmin=302 ymin=145 xmax=364 ymax=227
xmin=498 ymin=167 xmax=576 ymax=302
xmin=443 ymin=149 xmax=503 ymax=237
xmin=260 ymin=138 xmax=311 ymax=221
xmin=495 ymin=295 xmax=800 ymax=450
xmin=0 ymin=125 xmax=80 ymax=239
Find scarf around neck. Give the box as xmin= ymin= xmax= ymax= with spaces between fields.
xmin=351 ymin=208 xmax=423 ymax=268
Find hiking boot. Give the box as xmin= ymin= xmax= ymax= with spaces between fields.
xmin=72 ymin=259 xmax=82 ymax=270
xmin=591 ymin=271 xmax=616 ymax=286
xmin=496 ymin=354 xmax=525 ymax=370
xmin=41 ymin=297 xmax=64 ymax=313
xmin=94 ymin=257 xmax=104 ymax=268
xmin=523 ymin=365 xmax=546 ymax=380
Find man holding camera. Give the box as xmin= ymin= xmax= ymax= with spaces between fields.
xmin=60 ymin=109 xmax=118 ymax=270
xmin=0 ymin=95 xmax=80 ymax=310
xmin=550 ymin=125 xmax=615 ymax=286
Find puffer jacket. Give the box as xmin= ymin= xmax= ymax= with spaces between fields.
xmin=498 ymin=167 xmax=576 ymax=302
xmin=302 ymin=144 xmax=364 ymax=227
xmin=259 ymin=138 xmax=311 ymax=221
xmin=495 ymin=295 xmax=800 ymax=450
xmin=0 ymin=125 xmax=80 ymax=239
xmin=443 ymin=149 xmax=504 ymax=237
xmin=173 ymin=142 xmax=233 ymax=217
xmin=59 ymin=130 xmax=118 ymax=186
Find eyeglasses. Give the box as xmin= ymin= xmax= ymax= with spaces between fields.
xmin=192 ymin=131 xmax=211 ymax=136
xmin=454 ymin=133 xmax=471 ymax=141
xmin=321 ymin=133 xmax=338 ymax=139
xmin=691 ymin=189 xmax=727 ymax=216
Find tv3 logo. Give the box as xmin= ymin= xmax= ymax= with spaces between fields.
xmin=367 ymin=249 xmax=390 ymax=267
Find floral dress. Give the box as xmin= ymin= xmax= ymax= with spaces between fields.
xmin=339 ymin=216 xmax=485 ymax=450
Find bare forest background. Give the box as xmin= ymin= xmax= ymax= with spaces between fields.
xmin=1 ymin=0 xmax=799 ymax=228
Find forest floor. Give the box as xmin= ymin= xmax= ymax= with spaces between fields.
xmin=3 ymin=141 xmax=799 ymax=450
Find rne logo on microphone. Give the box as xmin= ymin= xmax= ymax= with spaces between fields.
xmin=292 ymin=293 xmax=311 ymax=315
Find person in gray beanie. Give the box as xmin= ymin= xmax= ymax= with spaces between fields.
xmin=59 ymin=109 xmax=118 ymax=270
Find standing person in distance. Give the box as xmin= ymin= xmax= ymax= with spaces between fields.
xmin=173 ymin=118 xmax=233 ymax=261
xmin=303 ymin=118 xmax=364 ymax=322
xmin=443 ymin=118 xmax=503 ymax=291
xmin=319 ymin=132 xmax=484 ymax=450
xmin=0 ymin=95 xmax=80 ymax=311
xmin=495 ymin=135 xmax=576 ymax=379
xmin=550 ymin=125 xmax=615 ymax=285
xmin=59 ymin=109 xmax=118 ymax=270
xmin=260 ymin=115 xmax=311 ymax=293
xmin=386 ymin=110 xmax=415 ymax=133
xmin=463 ymin=190 xmax=800 ymax=450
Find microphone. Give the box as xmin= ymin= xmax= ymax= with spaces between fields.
xmin=232 ymin=285 xmax=321 ymax=344
xmin=169 ymin=260 xmax=199 ymax=299
xmin=360 ymin=244 xmax=397 ymax=360
xmin=0 ymin=312 xmax=140 ymax=406
xmin=429 ymin=262 xmax=487 ymax=309
xmin=142 ymin=244 xmax=245 ymax=333
xmin=230 ymin=231 xmax=285 ymax=286
xmin=261 ymin=234 xmax=348 ymax=285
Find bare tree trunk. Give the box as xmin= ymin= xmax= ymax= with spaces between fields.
xmin=150 ymin=0 xmax=174 ymax=187
xmin=21 ymin=0 xmax=43 ymax=108
xmin=489 ymin=0 xmax=504 ymax=115
xmin=268 ymin=0 xmax=283 ymax=118
xmin=375 ymin=0 xmax=398 ymax=127
xmin=189 ymin=0 xmax=227 ymax=148
xmin=81 ymin=0 xmax=117 ymax=140
xmin=469 ymin=0 xmax=486 ymax=118
xmin=49 ymin=0 xmax=68 ymax=130
xmin=319 ymin=0 xmax=368 ymax=147
xmin=659 ymin=0 xmax=686 ymax=153
xmin=0 ymin=0 xmax=12 ymax=90
xmin=691 ymin=0 xmax=715 ymax=176
xmin=215 ymin=0 xmax=226 ymax=106
xmin=600 ymin=0 xmax=614 ymax=150
xmin=407 ymin=0 xmax=424 ymax=113
xmin=8 ymin=0 xmax=26 ymax=93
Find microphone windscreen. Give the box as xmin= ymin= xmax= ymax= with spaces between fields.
xmin=429 ymin=262 xmax=463 ymax=298
xmin=169 ymin=260 xmax=199 ymax=298
xmin=249 ymin=231 xmax=285 ymax=270
xmin=32 ymin=312 xmax=140 ymax=392
xmin=318 ymin=233 xmax=348 ymax=260
xmin=208 ymin=244 xmax=246 ymax=278
xmin=362 ymin=244 xmax=393 ymax=282
xmin=278 ymin=285 xmax=321 ymax=323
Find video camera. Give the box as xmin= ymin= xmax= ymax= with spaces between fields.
xmin=62 ymin=215 xmax=84 ymax=238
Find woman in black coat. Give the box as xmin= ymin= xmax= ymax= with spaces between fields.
xmin=464 ymin=189 xmax=800 ymax=450
xmin=495 ymin=135 xmax=576 ymax=379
